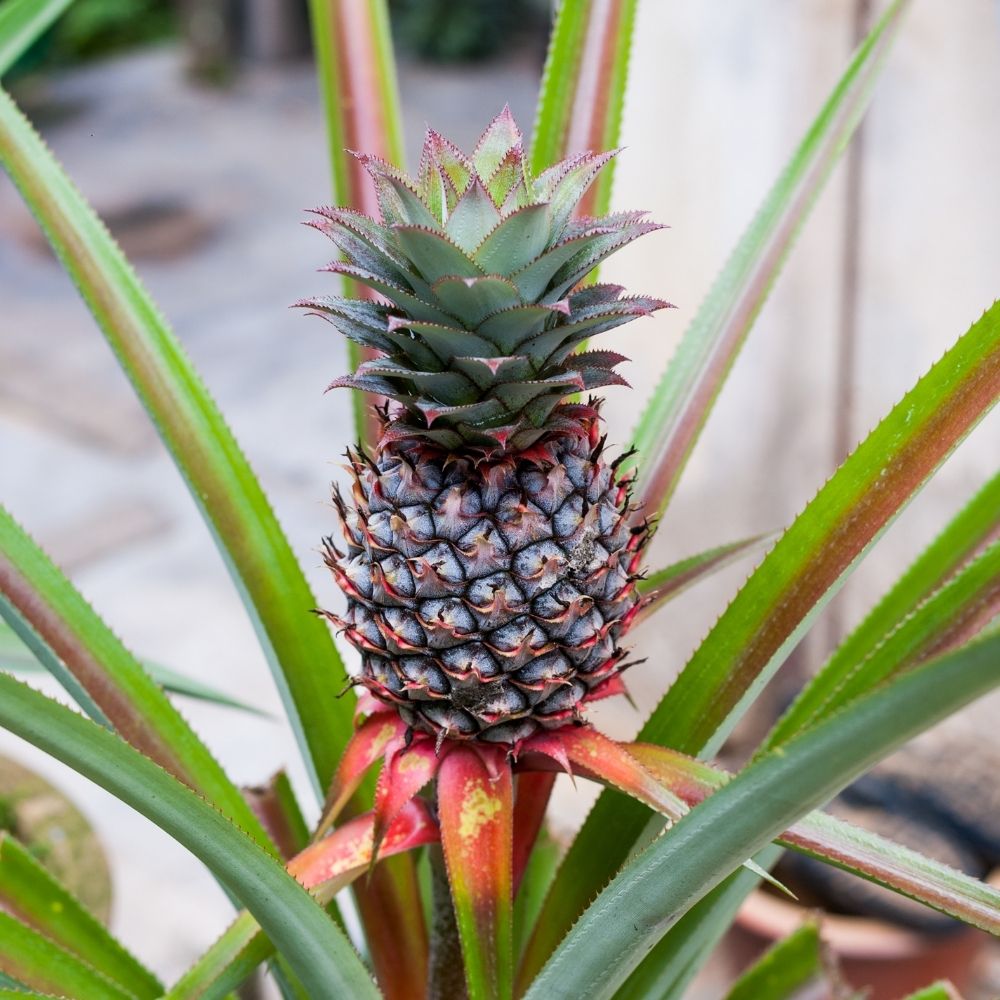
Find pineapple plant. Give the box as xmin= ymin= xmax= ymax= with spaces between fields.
xmin=1 ymin=1 xmax=999 ymax=999
xmin=303 ymin=109 xmax=666 ymax=747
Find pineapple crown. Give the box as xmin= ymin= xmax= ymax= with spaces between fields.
xmin=299 ymin=106 xmax=671 ymax=454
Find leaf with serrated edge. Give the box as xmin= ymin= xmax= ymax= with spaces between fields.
xmin=473 ymin=105 xmax=522 ymax=181
xmin=475 ymin=203 xmax=553 ymax=277
xmin=629 ymin=0 xmax=910 ymax=516
xmin=0 ymin=833 xmax=161 ymax=998
xmin=447 ymin=177 xmax=502 ymax=253
xmin=766 ymin=468 xmax=1000 ymax=749
xmin=0 ymin=913 xmax=133 ymax=1000
xmin=0 ymin=87 xmax=354 ymax=796
xmin=0 ymin=671 xmax=379 ymax=999
xmin=626 ymin=742 xmax=1000 ymax=936
xmin=169 ymin=802 xmax=436 ymax=1000
xmin=636 ymin=534 xmax=775 ymax=625
xmin=431 ymin=275 xmax=523 ymax=327
xmin=394 ymin=225 xmax=485 ymax=283
xmin=767 ymin=539 xmax=1000 ymax=749
xmin=614 ymin=848 xmax=782 ymax=1000
xmin=519 ymin=298 xmax=1000 ymax=987
xmin=0 ymin=506 xmax=276 ymax=856
xmin=523 ymin=633 xmax=1000 ymax=1000
xmin=317 ymin=712 xmax=405 ymax=837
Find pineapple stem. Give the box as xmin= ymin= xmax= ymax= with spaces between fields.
xmin=426 ymin=841 xmax=468 ymax=1000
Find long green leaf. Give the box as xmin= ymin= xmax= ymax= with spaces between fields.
xmin=769 ymin=538 xmax=1000 ymax=747
xmin=0 ymin=506 xmax=275 ymax=855
xmin=530 ymin=0 xmax=638 ymax=216
xmin=0 ymin=833 xmax=161 ymax=998
xmin=0 ymin=621 xmax=265 ymax=717
xmin=626 ymin=742 xmax=1000 ymax=936
xmin=166 ymin=912 xmax=270 ymax=1000
xmin=522 ymin=631 xmax=1000 ymax=1000
xmin=636 ymin=533 xmax=773 ymax=625
xmin=629 ymin=0 xmax=909 ymax=516
xmin=0 ymin=0 xmax=73 ymax=75
xmin=0 ymin=86 xmax=352 ymax=796
xmin=614 ymin=847 xmax=781 ymax=1000
xmin=306 ymin=0 xmax=404 ymax=449
xmin=767 ymin=469 xmax=1000 ymax=747
xmin=0 ymin=672 xmax=379 ymax=999
xmin=518 ymin=299 xmax=1000 ymax=985
xmin=0 ymin=912 xmax=133 ymax=1000
xmin=169 ymin=801 xmax=438 ymax=1000
xmin=784 ymin=810 xmax=1000 ymax=935
xmin=722 ymin=922 xmax=824 ymax=1000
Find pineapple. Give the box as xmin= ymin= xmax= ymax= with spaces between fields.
xmin=301 ymin=108 xmax=669 ymax=747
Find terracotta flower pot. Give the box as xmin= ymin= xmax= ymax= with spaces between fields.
xmin=732 ymin=878 xmax=997 ymax=999
xmin=0 ymin=754 xmax=112 ymax=922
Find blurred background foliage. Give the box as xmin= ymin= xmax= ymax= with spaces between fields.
xmin=389 ymin=0 xmax=547 ymax=62
xmin=10 ymin=0 xmax=175 ymax=75
xmin=9 ymin=0 xmax=551 ymax=81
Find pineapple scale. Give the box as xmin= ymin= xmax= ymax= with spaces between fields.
xmin=324 ymin=414 xmax=647 ymax=745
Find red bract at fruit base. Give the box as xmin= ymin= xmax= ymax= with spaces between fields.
xmin=1 ymin=2 xmax=999 ymax=999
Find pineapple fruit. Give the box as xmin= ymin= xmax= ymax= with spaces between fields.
xmin=301 ymin=108 xmax=669 ymax=747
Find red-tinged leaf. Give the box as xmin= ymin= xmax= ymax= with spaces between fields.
xmin=317 ymin=711 xmax=405 ymax=837
xmin=531 ymin=0 xmax=639 ymax=218
xmin=624 ymin=742 xmax=725 ymax=804
xmin=558 ymin=726 xmax=687 ymax=821
xmin=781 ymin=813 xmax=1000 ymax=938
xmin=765 ymin=469 xmax=1000 ymax=749
xmin=626 ymin=742 xmax=1000 ymax=936
xmin=512 ymin=773 xmax=556 ymax=895
xmin=0 ymin=91 xmax=354 ymax=802
xmin=628 ymin=0 xmax=910 ymax=517
xmin=373 ymin=739 xmax=441 ymax=857
xmin=353 ymin=852 xmax=430 ymax=1000
xmin=0 ymin=510 xmax=276 ymax=858
xmin=243 ymin=770 xmax=310 ymax=861
xmin=438 ymin=746 xmax=514 ymax=1000
xmin=172 ymin=803 xmax=437 ymax=999
xmin=306 ymin=0 xmax=405 ymax=447
xmin=636 ymin=533 xmax=776 ymax=626
xmin=521 ymin=300 xmax=1000 ymax=989
xmin=767 ymin=538 xmax=1000 ymax=750
xmin=522 ymin=637 xmax=1000 ymax=999
xmin=288 ymin=799 xmax=438 ymax=897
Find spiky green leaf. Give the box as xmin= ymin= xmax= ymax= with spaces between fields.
xmin=0 ymin=672 xmax=379 ymax=999
xmin=0 ymin=86 xmax=353 ymax=797
xmin=629 ymin=0 xmax=910 ymax=516
xmin=0 ymin=0 xmax=74 ymax=76
xmin=519 ymin=299 xmax=1000 ymax=983
xmin=0 ymin=834 xmax=161 ymax=998
xmin=766 ymin=469 xmax=1000 ymax=748
xmin=0 ymin=507 xmax=276 ymax=854
xmin=522 ymin=632 xmax=1000 ymax=1000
